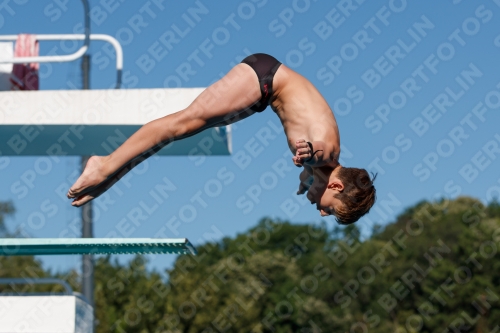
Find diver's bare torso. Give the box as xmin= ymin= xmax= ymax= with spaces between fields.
xmin=270 ymin=64 xmax=340 ymax=166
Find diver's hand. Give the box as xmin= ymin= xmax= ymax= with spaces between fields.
xmin=297 ymin=168 xmax=313 ymax=195
xmin=293 ymin=139 xmax=312 ymax=167
xmin=297 ymin=182 xmax=309 ymax=195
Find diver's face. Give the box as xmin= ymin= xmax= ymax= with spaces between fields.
xmin=307 ymin=178 xmax=343 ymax=217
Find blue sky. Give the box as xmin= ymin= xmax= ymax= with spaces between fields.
xmin=1 ymin=0 xmax=500 ymax=274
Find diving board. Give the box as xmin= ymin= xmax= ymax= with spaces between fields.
xmin=0 ymin=238 xmax=197 ymax=256
xmin=0 ymin=88 xmax=231 ymax=156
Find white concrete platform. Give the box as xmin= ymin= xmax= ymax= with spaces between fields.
xmin=0 ymin=88 xmax=231 ymax=156
xmin=0 ymin=295 xmax=93 ymax=333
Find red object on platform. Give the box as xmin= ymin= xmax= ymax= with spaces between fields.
xmin=10 ymin=34 xmax=39 ymax=90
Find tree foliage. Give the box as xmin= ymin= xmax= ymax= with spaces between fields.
xmin=1 ymin=197 xmax=499 ymax=332
xmin=0 ymin=201 xmax=14 ymax=237
xmin=0 ymin=201 xmax=72 ymax=294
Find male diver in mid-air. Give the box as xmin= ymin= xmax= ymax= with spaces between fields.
xmin=67 ymin=54 xmax=376 ymax=224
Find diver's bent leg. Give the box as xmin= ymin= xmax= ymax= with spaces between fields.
xmin=68 ymin=64 xmax=260 ymax=200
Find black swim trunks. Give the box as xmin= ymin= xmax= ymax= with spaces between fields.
xmin=241 ymin=53 xmax=282 ymax=112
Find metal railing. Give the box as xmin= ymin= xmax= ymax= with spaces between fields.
xmin=0 ymin=34 xmax=123 ymax=88
xmin=0 ymin=278 xmax=73 ymax=295
xmin=0 ymin=278 xmax=92 ymax=305
xmin=0 ymin=0 xmax=122 ymax=88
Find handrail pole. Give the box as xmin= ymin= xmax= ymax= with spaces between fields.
xmin=82 ymin=0 xmax=90 ymax=52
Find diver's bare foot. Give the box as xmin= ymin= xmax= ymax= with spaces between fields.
xmin=71 ymin=193 xmax=97 ymax=207
xmin=67 ymin=156 xmax=108 ymax=199
xmin=70 ymin=159 xmax=129 ymax=207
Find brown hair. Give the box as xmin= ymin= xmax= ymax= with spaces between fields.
xmin=333 ymin=167 xmax=377 ymax=225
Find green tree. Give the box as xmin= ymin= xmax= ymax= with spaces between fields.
xmin=0 ymin=201 xmax=52 ymax=293
xmin=2 ymin=197 xmax=500 ymax=332
xmin=151 ymin=198 xmax=500 ymax=333
xmin=0 ymin=201 xmax=14 ymax=237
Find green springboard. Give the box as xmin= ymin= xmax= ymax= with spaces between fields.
xmin=0 ymin=238 xmax=197 ymax=256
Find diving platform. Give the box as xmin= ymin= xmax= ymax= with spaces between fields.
xmin=0 ymin=295 xmax=93 ymax=333
xmin=0 ymin=88 xmax=231 ymax=156
xmin=0 ymin=278 xmax=93 ymax=333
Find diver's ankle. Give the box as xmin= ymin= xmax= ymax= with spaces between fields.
xmin=99 ymin=155 xmax=114 ymax=178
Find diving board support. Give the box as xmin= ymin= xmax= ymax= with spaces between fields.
xmin=0 ymin=238 xmax=197 ymax=256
